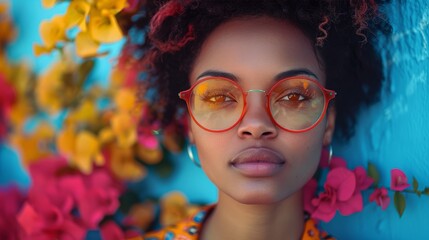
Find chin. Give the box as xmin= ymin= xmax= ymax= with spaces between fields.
xmin=227 ymin=188 xmax=293 ymax=205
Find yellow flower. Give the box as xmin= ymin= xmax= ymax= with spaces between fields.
xmin=42 ymin=0 xmax=58 ymax=8
xmin=114 ymin=88 xmax=136 ymax=112
xmin=39 ymin=15 xmax=67 ymax=49
xmin=10 ymin=123 xmax=55 ymax=166
xmin=68 ymin=99 xmax=98 ymax=125
xmin=110 ymin=111 xmax=137 ymax=148
xmin=109 ymin=67 xmax=126 ymax=89
xmin=98 ymin=127 xmax=115 ymax=144
xmin=74 ymin=131 xmax=104 ymax=173
xmin=35 ymin=61 xmax=68 ymax=113
xmin=109 ymin=143 xmax=146 ymax=180
xmin=95 ymin=0 xmax=128 ymax=15
xmin=57 ymin=128 xmax=104 ymax=174
xmin=9 ymin=99 xmax=34 ymax=128
xmin=33 ymin=44 xmax=53 ymax=56
xmin=75 ymin=31 xmax=100 ymax=58
xmin=127 ymin=202 xmax=156 ymax=230
xmin=136 ymin=144 xmax=163 ymax=165
xmin=64 ymin=0 xmax=91 ymax=31
xmin=160 ymin=191 xmax=189 ymax=226
xmin=0 ymin=3 xmax=16 ymax=47
xmin=88 ymin=9 xmax=123 ymax=43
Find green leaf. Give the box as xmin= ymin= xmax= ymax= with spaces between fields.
xmin=412 ymin=177 xmax=419 ymax=192
xmin=423 ymin=187 xmax=429 ymax=195
xmin=394 ymin=191 xmax=406 ymax=217
xmin=367 ymin=162 xmax=380 ymax=186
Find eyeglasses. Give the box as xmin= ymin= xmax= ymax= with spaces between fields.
xmin=179 ymin=76 xmax=336 ymax=133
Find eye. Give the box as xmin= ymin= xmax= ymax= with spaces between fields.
xmin=282 ymin=93 xmax=306 ymax=101
xmin=208 ymin=95 xmax=234 ymax=103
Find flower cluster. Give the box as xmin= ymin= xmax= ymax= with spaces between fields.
xmin=0 ymin=1 xmax=189 ymax=239
xmin=17 ymin=156 xmax=125 ymax=239
xmin=0 ymin=186 xmax=25 ymax=239
xmin=304 ymin=149 xmax=428 ymax=222
xmin=34 ymin=0 xmax=137 ymax=57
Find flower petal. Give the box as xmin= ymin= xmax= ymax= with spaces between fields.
xmin=390 ymin=168 xmax=410 ymax=191
xmin=326 ymin=168 xmax=356 ymax=201
xmin=39 ymin=15 xmax=67 ymax=48
xmin=337 ymin=192 xmax=363 ymax=216
xmin=64 ymin=0 xmax=91 ymax=30
xmin=75 ymin=31 xmax=100 ymax=57
xmin=89 ymin=9 xmax=123 ymax=43
xmin=42 ymin=0 xmax=57 ymax=8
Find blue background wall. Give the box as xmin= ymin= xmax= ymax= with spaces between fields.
xmin=1 ymin=0 xmax=428 ymax=239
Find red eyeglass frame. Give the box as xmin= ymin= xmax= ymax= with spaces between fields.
xmin=178 ymin=76 xmax=337 ymax=133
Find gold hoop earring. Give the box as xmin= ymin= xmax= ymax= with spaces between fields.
xmin=187 ymin=144 xmax=201 ymax=167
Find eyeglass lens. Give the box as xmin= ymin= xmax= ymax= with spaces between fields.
xmin=188 ymin=78 xmax=327 ymax=131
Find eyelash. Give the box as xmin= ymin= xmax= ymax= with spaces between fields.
xmin=199 ymin=89 xmax=237 ymax=103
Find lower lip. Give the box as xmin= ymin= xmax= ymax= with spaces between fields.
xmin=231 ymin=162 xmax=284 ymax=177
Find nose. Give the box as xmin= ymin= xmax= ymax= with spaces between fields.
xmin=237 ymin=93 xmax=278 ymax=139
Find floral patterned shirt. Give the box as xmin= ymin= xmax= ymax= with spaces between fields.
xmin=142 ymin=205 xmax=334 ymax=240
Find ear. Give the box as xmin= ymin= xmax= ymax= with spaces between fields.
xmin=322 ymin=106 xmax=336 ymax=147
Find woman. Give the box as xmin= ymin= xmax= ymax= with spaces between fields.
xmin=122 ymin=0 xmax=390 ymax=239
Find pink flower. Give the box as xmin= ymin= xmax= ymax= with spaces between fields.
xmin=77 ymin=169 xmax=122 ymax=228
xmin=329 ymin=156 xmax=347 ymax=169
xmin=0 ymin=73 xmax=16 ymax=111
xmin=390 ymin=169 xmax=410 ymax=191
xmin=78 ymin=188 xmax=120 ymax=228
xmin=100 ymin=221 xmax=124 ymax=240
xmin=123 ymin=0 xmax=140 ymax=13
xmin=369 ymin=188 xmax=390 ymax=210
xmin=354 ymin=167 xmax=374 ymax=191
xmin=0 ymin=73 xmax=16 ymax=139
xmin=0 ymin=186 xmax=25 ymax=240
xmin=20 ymin=156 xmax=123 ymax=237
xmin=17 ymin=194 xmax=86 ymax=239
xmin=310 ymin=168 xmax=363 ymax=222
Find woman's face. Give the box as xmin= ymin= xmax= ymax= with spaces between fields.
xmin=188 ymin=16 xmax=335 ymax=204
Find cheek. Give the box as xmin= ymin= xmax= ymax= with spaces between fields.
xmin=281 ymin=122 xmax=326 ymax=177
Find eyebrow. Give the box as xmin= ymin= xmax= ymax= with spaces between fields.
xmin=273 ymin=69 xmax=319 ymax=81
xmin=196 ymin=68 xmax=319 ymax=82
xmin=196 ymin=70 xmax=238 ymax=81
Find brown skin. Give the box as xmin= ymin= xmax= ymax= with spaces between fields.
xmin=188 ymin=16 xmax=336 ymax=240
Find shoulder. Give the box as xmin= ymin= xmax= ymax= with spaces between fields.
xmin=140 ymin=205 xmax=212 ymax=240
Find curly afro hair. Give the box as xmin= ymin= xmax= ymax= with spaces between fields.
xmin=120 ymin=0 xmax=391 ymax=140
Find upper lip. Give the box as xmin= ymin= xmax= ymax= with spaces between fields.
xmin=230 ymin=147 xmax=286 ymax=165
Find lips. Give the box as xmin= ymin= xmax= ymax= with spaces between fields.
xmin=230 ymin=148 xmax=286 ymax=177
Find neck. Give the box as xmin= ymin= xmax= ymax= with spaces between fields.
xmin=201 ymin=191 xmax=304 ymax=240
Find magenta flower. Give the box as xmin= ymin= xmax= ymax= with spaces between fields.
xmin=17 ymin=193 xmax=86 ymax=239
xmin=0 ymin=73 xmax=16 ymax=139
xmin=76 ymin=169 xmax=122 ymax=228
xmin=310 ymin=168 xmax=363 ymax=222
xmin=0 ymin=186 xmax=25 ymax=240
xmin=18 ymin=156 xmax=124 ymax=237
xmin=354 ymin=167 xmax=374 ymax=191
xmin=100 ymin=221 xmax=125 ymax=240
xmin=390 ymin=169 xmax=410 ymax=191
xmin=369 ymin=188 xmax=390 ymax=210
xmin=329 ymin=156 xmax=347 ymax=169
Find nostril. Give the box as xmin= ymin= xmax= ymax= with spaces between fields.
xmin=261 ymin=131 xmax=274 ymax=137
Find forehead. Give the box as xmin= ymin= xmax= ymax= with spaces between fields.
xmin=190 ymin=16 xmax=325 ymax=86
